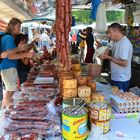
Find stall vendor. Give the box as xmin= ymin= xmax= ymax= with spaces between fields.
xmin=101 ymin=23 xmax=133 ymax=92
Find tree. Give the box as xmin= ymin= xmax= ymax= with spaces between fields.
xmin=72 ymin=10 xmax=94 ymax=24
xmin=72 ymin=10 xmax=125 ymax=24
xmin=106 ymin=11 xmax=125 ymax=23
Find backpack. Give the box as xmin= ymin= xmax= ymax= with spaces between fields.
xmin=0 ymin=33 xmax=12 ymax=62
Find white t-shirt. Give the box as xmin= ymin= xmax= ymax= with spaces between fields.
xmin=40 ymin=32 xmax=51 ymax=43
xmin=111 ymin=36 xmax=133 ymax=82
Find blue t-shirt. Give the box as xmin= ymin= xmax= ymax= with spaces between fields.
xmin=0 ymin=32 xmax=17 ymax=70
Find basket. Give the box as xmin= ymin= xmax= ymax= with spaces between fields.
xmin=88 ymin=63 xmax=101 ymax=79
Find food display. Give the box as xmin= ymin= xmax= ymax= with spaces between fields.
xmin=1 ymin=0 xmax=140 ymax=139
xmin=62 ymin=88 xmax=77 ymax=98
xmin=62 ymin=79 xmax=77 ymax=89
xmin=112 ymin=86 xmax=119 ymax=94
xmin=0 ymin=62 xmax=61 ymax=139
xmin=89 ymin=101 xmax=111 ymax=134
xmin=91 ymin=92 xmax=104 ymax=101
xmin=78 ymin=86 xmax=91 ymax=98
xmin=59 ymin=71 xmax=73 ymax=78
xmin=72 ymin=70 xmax=81 ymax=78
xmin=128 ymin=28 xmax=140 ymax=48
xmin=71 ymin=63 xmax=81 ymax=71
xmin=55 ymin=0 xmax=72 ymax=70
xmin=87 ymin=81 xmax=96 ymax=92
xmin=0 ymin=55 xmax=139 ymax=139
xmin=62 ymin=106 xmax=89 ymax=140
xmin=92 ymin=120 xmax=110 ymax=134
xmin=71 ymin=63 xmax=82 ymax=78
xmin=86 ymin=76 xmax=92 ymax=83
xmin=77 ymin=76 xmax=87 ymax=86
xmin=3 ymin=100 xmax=61 ymax=139
xmin=110 ymin=91 xmax=140 ymax=113
xmin=89 ymin=101 xmax=111 ymax=121
xmin=61 ymin=79 xmax=78 ymax=98
xmin=59 ymin=71 xmax=73 ymax=88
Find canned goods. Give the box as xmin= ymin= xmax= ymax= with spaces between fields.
xmin=62 ymin=106 xmax=89 ymax=140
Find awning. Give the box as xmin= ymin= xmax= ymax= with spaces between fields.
xmin=0 ymin=18 xmax=8 ymax=31
xmin=0 ymin=0 xmax=31 ymax=22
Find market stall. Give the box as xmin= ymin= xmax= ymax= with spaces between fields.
xmin=0 ymin=0 xmax=140 ymax=140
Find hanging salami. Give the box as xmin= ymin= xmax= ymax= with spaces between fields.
xmin=56 ymin=0 xmax=72 ymax=70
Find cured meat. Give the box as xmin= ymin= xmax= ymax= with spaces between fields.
xmin=56 ymin=0 xmax=72 ymax=70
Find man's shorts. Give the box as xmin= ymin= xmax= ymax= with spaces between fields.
xmin=1 ymin=68 xmax=18 ymax=91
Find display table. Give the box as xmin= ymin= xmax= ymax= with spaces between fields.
xmin=95 ymin=82 xmax=140 ymax=140
xmin=106 ymin=118 xmax=140 ymax=140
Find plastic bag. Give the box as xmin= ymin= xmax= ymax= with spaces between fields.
xmin=46 ymin=100 xmax=61 ymax=125
xmin=46 ymin=123 xmax=61 ymax=139
xmin=45 ymin=100 xmax=61 ymax=138
xmin=0 ymin=109 xmax=12 ymax=138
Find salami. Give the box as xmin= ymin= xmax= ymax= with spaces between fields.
xmin=56 ymin=0 xmax=72 ymax=70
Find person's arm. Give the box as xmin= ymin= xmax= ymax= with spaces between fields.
xmin=1 ymin=47 xmax=19 ymax=58
xmin=108 ymin=56 xmax=127 ymax=67
xmin=1 ymin=47 xmax=26 ymax=58
xmin=101 ymin=39 xmax=132 ymax=67
xmin=8 ymin=52 xmax=34 ymax=60
xmin=1 ymin=42 xmax=28 ymax=58
xmin=79 ymin=33 xmax=86 ymax=40
xmin=95 ymin=41 xmax=102 ymax=48
xmin=101 ymin=53 xmax=128 ymax=67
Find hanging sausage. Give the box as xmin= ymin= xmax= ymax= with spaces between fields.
xmin=55 ymin=0 xmax=72 ymax=71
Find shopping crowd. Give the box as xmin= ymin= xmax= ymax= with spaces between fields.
xmin=0 ymin=17 xmax=133 ymax=109
xmin=70 ymin=23 xmax=133 ymax=92
xmin=0 ymin=17 xmax=55 ymax=108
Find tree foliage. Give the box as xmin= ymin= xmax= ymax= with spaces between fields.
xmin=72 ymin=10 xmax=94 ymax=24
xmin=72 ymin=10 xmax=125 ymax=24
xmin=106 ymin=11 xmax=125 ymax=23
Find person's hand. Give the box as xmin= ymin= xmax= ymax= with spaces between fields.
xmin=26 ymin=52 xmax=35 ymax=58
xmin=18 ymin=42 xmax=28 ymax=51
xmin=1 ymin=51 xmax=8 ymax=58
xmin=95 ymin=41 xmax=102 ymax=48
xmin=100 ymin=53 xmax=109 ymax=59
xmin=99 ymin=50 xmax=110 ymax=60
xmin=28 ymin=44 xmax=35 ymax=50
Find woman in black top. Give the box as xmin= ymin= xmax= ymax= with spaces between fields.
xmin=85 ymin=27 xmax=95 ymax=63
xmin=15 ymin=34 xmax=31 ymax=84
